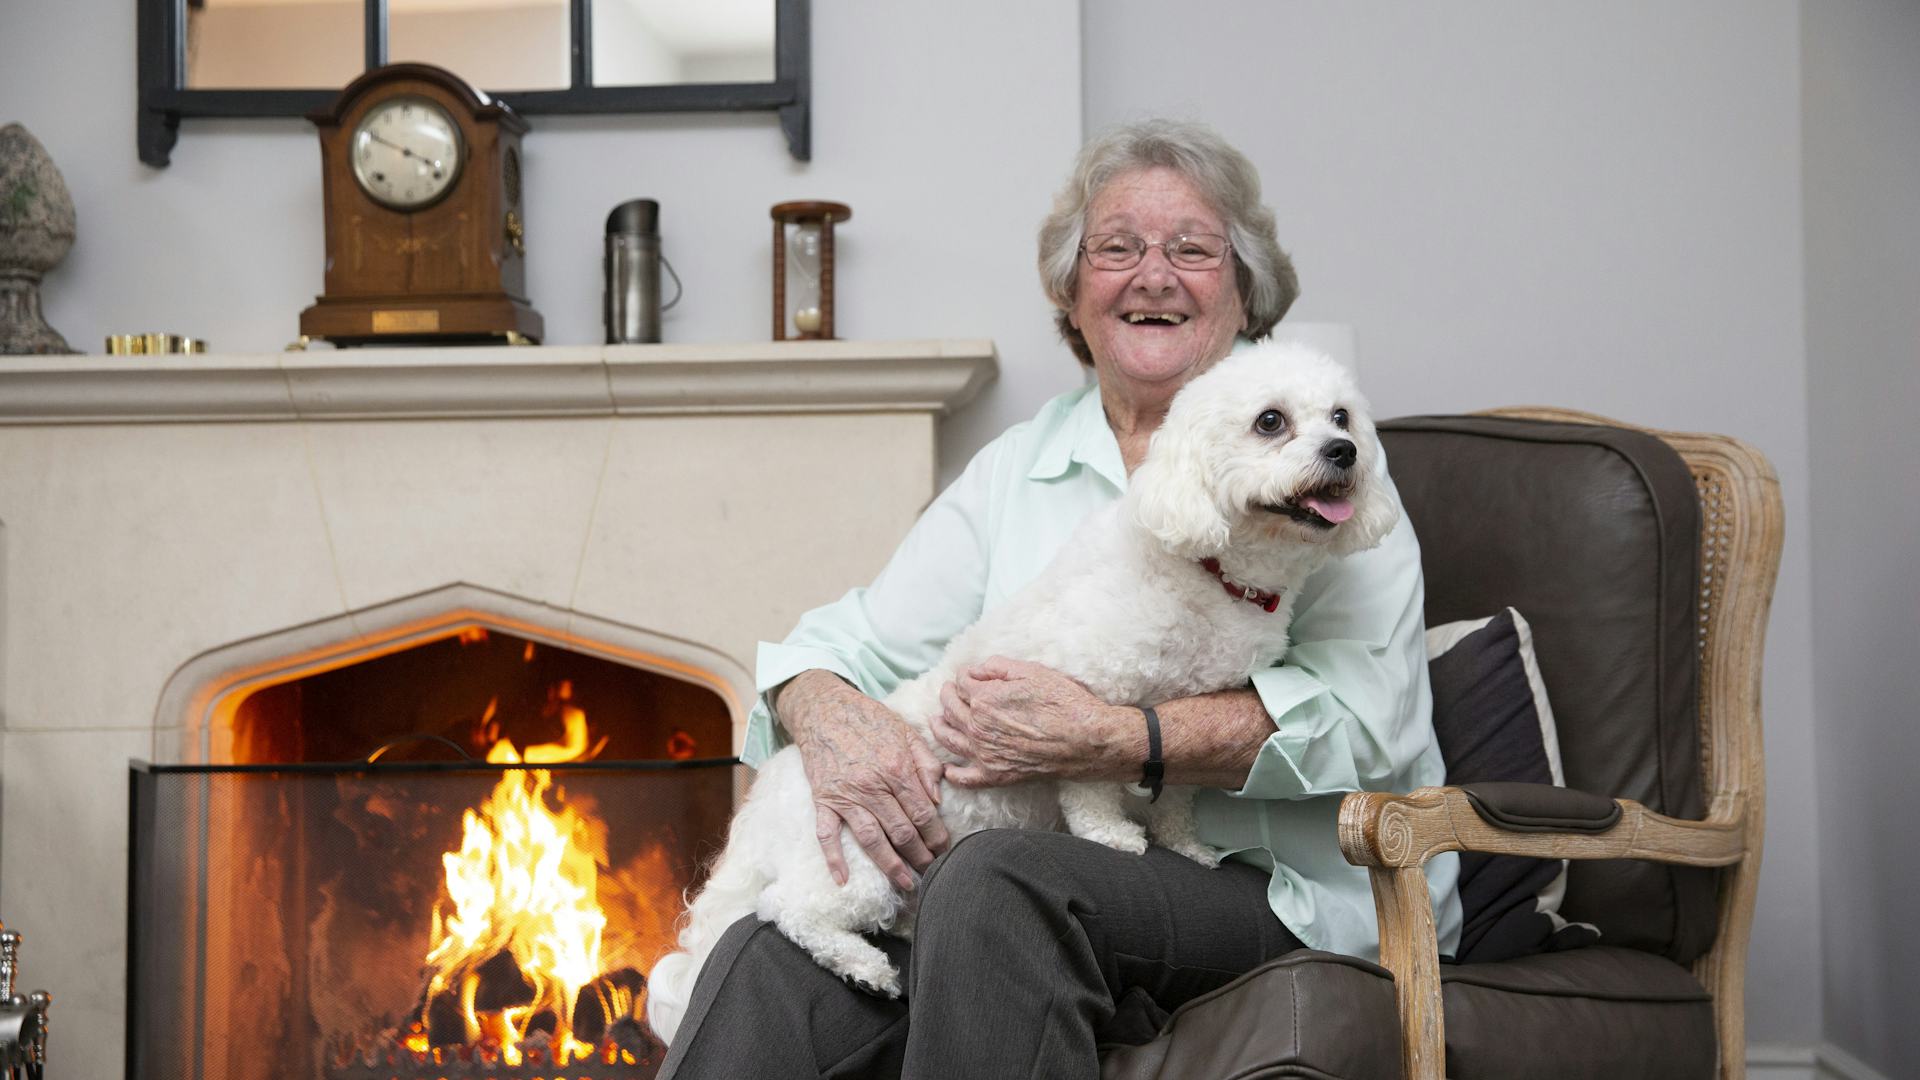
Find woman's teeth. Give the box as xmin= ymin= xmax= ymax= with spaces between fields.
xmin=1124 ymin=313 xmax=1188 ymax=325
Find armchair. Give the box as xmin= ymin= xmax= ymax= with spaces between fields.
xmin=1102 ymin=410 xmax=1781 ymax=1080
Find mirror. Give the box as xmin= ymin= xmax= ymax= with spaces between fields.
xmin=186 ymin=0 xmax=365 ymax=89
xmin=141 ymin=0 xmax=807 ymax=165
xmin=589 ymin=0 xmax=776 ymax=86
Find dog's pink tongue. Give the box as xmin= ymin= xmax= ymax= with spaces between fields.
xmin=1303 ymin=495 xmax=1355 ymax=523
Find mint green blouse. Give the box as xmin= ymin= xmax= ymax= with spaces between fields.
xmin=741 ymin=371 xmax=1462 ymax=961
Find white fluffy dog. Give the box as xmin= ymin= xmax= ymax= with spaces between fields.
xmin=646 ymin=342 xmax=1396 ymax=1045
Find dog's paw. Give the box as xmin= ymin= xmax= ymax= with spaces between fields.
xmin=845 ymin=962 xmax=903 ymax=999
xmin=1168 ymin=839 xmax=1224 ymax=868
xmin=1077 ymin=821 xmax=1150 ymax=855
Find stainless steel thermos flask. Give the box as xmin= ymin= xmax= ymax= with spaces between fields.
xmin=604 ymin=199 xmax=680 ymax=343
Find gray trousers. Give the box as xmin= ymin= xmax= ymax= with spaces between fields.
xmin=655 ymin=828 xmax=1306 ymax=1080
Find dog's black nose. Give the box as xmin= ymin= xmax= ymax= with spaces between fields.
xmin=1322 ymin=439 xmax=1357 ymax=469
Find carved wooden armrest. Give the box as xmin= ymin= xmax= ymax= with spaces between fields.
xmin=1335 ymin=784 xmax=1751 ymax=1080
xmin=1338 ymin=784 xmax=1749 ymax=870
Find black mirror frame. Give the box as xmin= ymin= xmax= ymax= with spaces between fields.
xmin=137 ymin=0 xmax=810 ymax=167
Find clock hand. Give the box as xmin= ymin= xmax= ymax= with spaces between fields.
xmin=365 ymin=131 xmax=444 ymax=172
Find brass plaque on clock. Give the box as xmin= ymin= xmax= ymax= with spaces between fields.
xmin=371 ymin=309 xmax=441 ymax=334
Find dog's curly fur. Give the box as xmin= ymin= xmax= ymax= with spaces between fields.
xmin=646 ymin=341 xmax=1396 ymax=1044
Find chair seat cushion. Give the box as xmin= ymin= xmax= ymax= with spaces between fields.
xmin=1099 ymin=951 xmax=1402 ymax=1080
xmin=1099 ymin=947 xmax=1714 ymax=1080
xmin=1441 ymin=947 xmax=1715 ymax=1079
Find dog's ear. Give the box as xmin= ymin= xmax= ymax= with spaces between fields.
xmin=1130 ymin=411 xmax=1232 ymax=558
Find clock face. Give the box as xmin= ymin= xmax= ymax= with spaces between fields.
xmin=349 ymin=96 xmax=464 ymax=210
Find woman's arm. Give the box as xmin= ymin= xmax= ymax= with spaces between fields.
xmin=932 ymin=659 xmax=1270 ymax=788
xmin=752 ymin=435 xmax=1009 ymax=885
xmin=774 ymin=669 xmax=949 ymax=892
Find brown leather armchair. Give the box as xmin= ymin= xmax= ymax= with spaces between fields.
xmin=1102 ymin=410 xmax=1781 ymax=1080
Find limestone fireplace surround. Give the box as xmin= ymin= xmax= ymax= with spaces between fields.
xmin=0 ymin=338 xmax=996 ymax=1079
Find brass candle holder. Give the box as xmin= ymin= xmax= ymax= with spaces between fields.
xmin=105 ymin=333 xmax=208 ymax=355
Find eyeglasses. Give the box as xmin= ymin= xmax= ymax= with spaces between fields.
xmin=1079 ymin=232 xmax=1232 ymax=271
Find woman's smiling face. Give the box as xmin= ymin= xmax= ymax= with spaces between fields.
xmin=1070 ymin=166 xmax=1247 ymax=399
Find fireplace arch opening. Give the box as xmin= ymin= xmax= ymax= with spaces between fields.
xmin=226 ymin=621 xmax=733 ymax=768
xmin=131 ymin=587 xmax=748 ymax=1079
xmin=153 ymin=584 xmax=752 ymax=768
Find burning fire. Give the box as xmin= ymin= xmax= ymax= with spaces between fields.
xmin=407 ymin=681 xmax=638 ymax=1069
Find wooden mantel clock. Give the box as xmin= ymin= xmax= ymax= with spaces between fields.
xmin=299 ymin=63 xmax=543 ymax=345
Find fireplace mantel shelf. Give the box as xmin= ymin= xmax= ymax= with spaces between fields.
xmin=0 ymin=338 xmax=999 ymax=424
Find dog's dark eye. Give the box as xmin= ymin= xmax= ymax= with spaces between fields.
xmin=1332 ymin=408 xmax=1350 ymax=430
xmin=1254 ymin=409 xmax=1286 ymax=436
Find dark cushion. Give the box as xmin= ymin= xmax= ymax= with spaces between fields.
xmin=1381 ymin=417 xmax=1714 ymax=962
xmin=1442 ymin=948 xmax=1715 ymax=1079
xmin=1427 ymin=608 xmax=1600 ymax=962
xmin=1101 ymin=948 xmax=1715 ymax=1080
xmin=1099 ymin=951 xmax=1402 ymax=1080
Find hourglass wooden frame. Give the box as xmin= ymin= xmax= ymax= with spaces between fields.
xmin=770 ymin=200 xmax=852 ymax=341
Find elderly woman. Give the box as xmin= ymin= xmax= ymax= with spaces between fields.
xmin=658 ymin=119 xmax=1461 ymax=1079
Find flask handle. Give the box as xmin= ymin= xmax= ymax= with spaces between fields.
xmin=661 ymin=255 xmax=684 ymax=312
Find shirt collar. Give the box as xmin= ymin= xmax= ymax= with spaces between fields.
xmin=1025 ymin=335 xmax=1261 ymax=490
xmin=1027 ymin=380 xmax=1129 ymax=490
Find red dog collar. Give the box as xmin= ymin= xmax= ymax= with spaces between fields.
xmin=1199 ymin=558 xmax=1284 ymax=613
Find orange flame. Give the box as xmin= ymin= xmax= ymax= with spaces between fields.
xmin=419 ymin=684 xmax=609 ymax=1066
xmin=485 ymin=683 xmax=610 ymax=766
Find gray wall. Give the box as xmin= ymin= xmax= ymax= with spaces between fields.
xmin=1802 ymin=2 xmax=1920 ymax=1076
xmin=0 ymin=0 xmax=1086 ymax=496
xmin=1084 ymin=0 xmax=1821 ymax=1044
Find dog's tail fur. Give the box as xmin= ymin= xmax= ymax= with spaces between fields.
xmin=644 ymin=798 xmax=771 ymax=1046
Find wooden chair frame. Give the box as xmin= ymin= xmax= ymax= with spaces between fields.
xmin=1339 ymin=408 xmax=1784 ymax=1080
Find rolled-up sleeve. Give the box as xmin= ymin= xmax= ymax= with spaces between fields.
xmin=1228 ymin=466 xmax=1438 ymax=801
xmin=740 ymin=442 xmax=1003 ymax=767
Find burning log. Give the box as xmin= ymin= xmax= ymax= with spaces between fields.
xmin=335 ymin=966 xmax=663 ymax=1080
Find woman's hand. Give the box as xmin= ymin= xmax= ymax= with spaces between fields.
xmin=776 ymin=669 xmax=950 ymax=891
xmin=930 ymin=656 xmax=1136 ymax=787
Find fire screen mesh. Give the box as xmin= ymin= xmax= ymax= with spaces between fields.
xmin=128 ymin=759 xmax=738 ymax=1080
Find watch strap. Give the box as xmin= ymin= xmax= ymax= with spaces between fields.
xmin=1140 ymin=705 xmax=1164 ymax=803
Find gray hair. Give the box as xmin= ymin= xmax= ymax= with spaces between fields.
xmin=1038 ymin=119 xmax=1298 ymax=365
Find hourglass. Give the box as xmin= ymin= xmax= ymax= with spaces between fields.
xmin=770 ymin=201 xmax=852 ymax=340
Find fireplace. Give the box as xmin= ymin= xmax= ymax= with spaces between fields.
xmin=128 ymin=620 xmax=741 ymax=1080
xmin=0 ymin=340 xmax=995 ymax=1080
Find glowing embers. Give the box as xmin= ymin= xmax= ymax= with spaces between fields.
xmin=326 ymin=1035 xmax=645 ymax=1080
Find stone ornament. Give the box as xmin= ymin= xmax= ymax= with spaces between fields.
xmin=0 ymin=123 xmax=78 ymax=355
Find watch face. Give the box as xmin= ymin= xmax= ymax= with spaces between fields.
xmin=350 ymin=96 xmax=464 ymax=210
